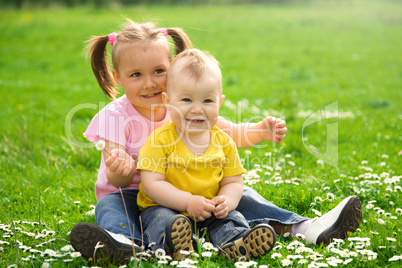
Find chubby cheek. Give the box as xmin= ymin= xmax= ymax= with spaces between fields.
xmin=170 ymin=110 xmax=182 ymax=123
xmin=209 ymin=109 xmax=220 ymax=125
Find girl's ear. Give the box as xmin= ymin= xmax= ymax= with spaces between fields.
xmin=219 ymin=94 xmax=225 ymax=107
xmin=162 ymin=92 xmax=170 ymax=110
xmin=112 ymin=69 xmax=123 ymax=87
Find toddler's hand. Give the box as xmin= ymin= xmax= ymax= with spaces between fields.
xmin=211 ymin=195 xmax=229 ymax=219
xmin=186 ymin=195 xmax=215 ymax=222
xmin=260 ymin=117 xmax=287 ymax=143
xmin=105 ymin=148 xmax=133 ymax=176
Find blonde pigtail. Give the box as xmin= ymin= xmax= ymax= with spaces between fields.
xmin=167 ymin=28 xmax=193 ymax=56
xmin=86 ymin=35 xmax=119 ymax=99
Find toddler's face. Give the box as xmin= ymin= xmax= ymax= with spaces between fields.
xmin=164 ymin=69 xmax=224 ymax=135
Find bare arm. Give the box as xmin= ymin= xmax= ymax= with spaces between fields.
xmin=103 ymin=140 xmax=135 ymax=188
xmin=212 ymin=174 xmax=244 ymax=219
xmin=216 ymin=116 xmax=287 ymax=148
xmin=140 ymin=170 xmax=215 ymax=221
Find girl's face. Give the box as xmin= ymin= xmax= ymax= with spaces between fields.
xmin=113 ymin=40 xmax=171 ymax=120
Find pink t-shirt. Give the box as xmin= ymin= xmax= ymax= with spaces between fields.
xmin=84 ymin=95 xmax=170 ymax=201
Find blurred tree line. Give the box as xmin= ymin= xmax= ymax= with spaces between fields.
xmin=1 ymin=0 xmax=299 ymax=9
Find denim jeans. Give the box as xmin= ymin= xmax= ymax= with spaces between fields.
xmin=95 ymin=186 xmax=309 ymax=247
xmin=140 ymin=206 xmax=250 ymax=249
xmin=236 ymin=186 xmax=309 ymax=226
xmin=95 ymin=189 xmax=144 ymax=246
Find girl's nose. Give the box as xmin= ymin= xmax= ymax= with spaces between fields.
xmin=143 ymin=76 xmax=156 ymax=89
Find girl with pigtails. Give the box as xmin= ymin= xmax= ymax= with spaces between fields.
xmin=70 ymin=19 xmax=362 ymax=263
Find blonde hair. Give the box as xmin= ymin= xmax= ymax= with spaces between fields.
xmin=86 ymin=20 xmax=192 ymax=99
xmin=167 ymin=49 xmax=221 ymax=86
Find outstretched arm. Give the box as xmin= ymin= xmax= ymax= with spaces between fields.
xmin=212 ymin=174 xmax=244 ymax=219
xmin=216 ymin=116 xmax=287 ymax=148
xmin=140 ymin=170 xmax=216 ymax=222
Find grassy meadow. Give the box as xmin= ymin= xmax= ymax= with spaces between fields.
xmin=1 ymin=0 xmax=401 ymax=267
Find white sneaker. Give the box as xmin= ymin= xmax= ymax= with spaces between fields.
xmin=304 ymin=195 xmax=362 ymax=245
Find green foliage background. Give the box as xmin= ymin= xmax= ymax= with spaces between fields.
xmin=0 ymin=0 xmax=401 ymax=267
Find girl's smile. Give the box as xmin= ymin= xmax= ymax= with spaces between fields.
xmin=142 ymin=91 xmax=163 ymax=98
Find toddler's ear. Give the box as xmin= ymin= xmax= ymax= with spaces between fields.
xmin=219 ymin=95 xmax=225 ymax=107
xmin=162 ymin=92 xmax=170 ymax=110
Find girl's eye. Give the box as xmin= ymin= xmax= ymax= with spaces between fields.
xmin=154 ymin=69 xmax=165 ymax=74
xmin=131 ymin=72 xmax=141 ymax=78
xmin=204 ymin=99 xmax=213 ymax=103
xmin=182 ymin=98 xmax=191 ymax=102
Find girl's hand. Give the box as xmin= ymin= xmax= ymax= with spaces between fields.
xmin=259 ymin=117 xmax=287 ymax=143
xmin=186 ymin=195 xmax=215 ymax=222
xmin=105 ymin=148 xmax=134 ymax=176
xmin=211 ymin=195 xmax=229 ymax=219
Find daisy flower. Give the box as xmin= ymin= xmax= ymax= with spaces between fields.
xmin=376 ymin=209 xmax=385 ymax=215
xmin=349 ymin=251 xmax=358 ymax=257
xmin=378 ymin=219 xmax=385 ymax=224
xmin=202 ymin=242 xmax=217 ymax=251
xmin=366 ymin=204 xmax=374 ymax=209
xmin=271 ymin=253 xmax=282 ymax=259
xmin=295 ymin=233 xmax=306 ymax=240
xmin=70 ymin=252 xmax=81 ymax=258
xmin=201 ymin=251 xmax=213 ymax=258
xmin=95 ymin=140 xmax=106 ymax=151
xmin=389 ymin=255 xmax=402 ymax=261
xmin=343 ymin=259 xmax=353 ymax=265
xmin=155 ymin=248 xmax=166 ymax=259
xmin=326 ymin=193 xmax=336 ymax=201
xmin=312 ymin=209 xmax=322 ymax=217
xmin=95 ymin=140 xmax=127 ymax=162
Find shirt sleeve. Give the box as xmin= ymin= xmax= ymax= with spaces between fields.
xmin=83 ymin=104 xmax=128 ymax=147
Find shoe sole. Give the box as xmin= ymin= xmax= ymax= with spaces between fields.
xmin=316 ymin=195 xmax=362 ymax=245
xmin=70 ymin=223 xmax=140 ymax=263
xmin=165 ymin=215 xmax=194 ymax=259
xmin=220 ymin=224 xmax=276 ymax=261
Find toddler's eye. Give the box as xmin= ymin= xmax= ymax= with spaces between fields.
xmin=131 ymin=72 xmax=141 ymax=78
xmin=204 ymin=99 xmax=213 ymax=103
xmin=182 ymin=98 xmax=191 ymax=102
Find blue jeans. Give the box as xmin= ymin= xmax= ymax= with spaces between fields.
xmin=237 ymin=186 xmax=309 ymax=226
xmin=95 ymin=189 xmax=144 ymax=246
xmin=95 ymin=186 xmax=309 ymax=247
xmin=140 ymin=206 xmax=249 ymax=249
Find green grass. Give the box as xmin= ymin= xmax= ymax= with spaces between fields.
xmin=1 ymin=0 xmax=401 ymax=267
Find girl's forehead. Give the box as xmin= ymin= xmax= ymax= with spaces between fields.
xmin=114 ymin=40 xmax=171 ymax=68
xmin=119 ymin=39 xmax=170 ymax=56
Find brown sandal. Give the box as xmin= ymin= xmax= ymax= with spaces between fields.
xmin=219 ymin=224 xmax=276 ymax=261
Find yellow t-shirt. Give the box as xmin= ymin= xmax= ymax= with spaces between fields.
xmin=137 ymin=120 xmax=245 ymax=211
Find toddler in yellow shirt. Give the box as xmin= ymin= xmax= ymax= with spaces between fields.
xmin=137 ymin=49 xmax=276 ymax=261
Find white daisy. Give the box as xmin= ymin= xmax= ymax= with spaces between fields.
xmin=95 ymin=140 xmax=106 ymax=151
